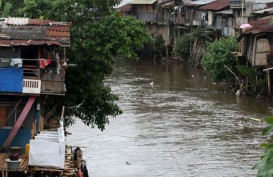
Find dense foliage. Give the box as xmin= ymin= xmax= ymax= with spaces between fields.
xmin=254 ymin=112 xmax=273 ymax=177
xmin=174 ymin=34 xmax=192 ymax=61
xmin=201 ymin=37 xmax=238 ymax=83
xmin=17 ymin=0 xmax=152 ymax=130
xmin=140 ymin=34 xmax=165 ymax=60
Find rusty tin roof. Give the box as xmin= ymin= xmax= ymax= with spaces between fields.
xmin=116 ymin=3 xmax=132 ymax=12
xmin=184 ymin=0 xmax=216 ymax=7
xmin=246 ymin=16 xmax=273 ymax=34
xmin=0 ymin=17 xmax=71 ymax=47
xmin=199 ymin=0 xmax=230 ymax=11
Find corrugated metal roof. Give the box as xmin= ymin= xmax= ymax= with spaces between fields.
xmin=4 ymin=17 xmax=71 ymax=26
xmin=161 ymin=0 xmax=174 ymax=8
xmin=130 ymin=0 xmax=157 ymax=4
xmin=116 ymin=3 xmax=132 ymax=11
xmin=1 ymin=26 xmax=48 ymax=40
xmin=47 ymin=30 xmax=70 ymax=38
xmin=29 ymin=19 xmax=53 ymax=25
xmin=254 ymin=7 xmax=273 ymax=14
xmin=0 ymin=39 xmax=68 ymax=47
xmin=184 ymin=0 xmax=216 ymax=7
xmin=245 ymin=15 xmax=273 ymax=34
xmin=4 ymin=17 xmax=29 ymax=25
xmin=0 ymin=17 xmax=71 ymax=47
xmin=255 ymin=0 xmax=273 ymax=3
xmin=199 ymin=0 xmax=230 ymax=11
xmin=252 ymin=3 xmax=268 ymax=11
xmin=47 ymin=26 xmax=70 ymax=32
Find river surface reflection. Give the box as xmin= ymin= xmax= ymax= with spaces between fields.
xmin=67 ymin=59 xmax=273 ymax=177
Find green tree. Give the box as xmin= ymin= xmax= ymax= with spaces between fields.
xmin=201 ymin=37 xmax=238 ymax=83
xmin=0 ymin=0 xmax=13 ymax=17
xmin=18 ymin=0 xmax=152 ymax=130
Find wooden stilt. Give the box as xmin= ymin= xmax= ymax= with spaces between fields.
xmin=266 ymin=70 xmax=271 ymax=95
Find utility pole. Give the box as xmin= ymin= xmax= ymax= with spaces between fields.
xmin=241 ymin=0 xmax=244 ymax=25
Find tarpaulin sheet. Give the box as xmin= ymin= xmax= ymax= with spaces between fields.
xmin=29 ymin=140 xmax=65 ymax=169
xmin=29 ymin=126 xmax=65 ymax=169
xmin=0 ymin=68 xmax=23 ymax=93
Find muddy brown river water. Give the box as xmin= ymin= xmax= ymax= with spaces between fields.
xmin=67 ymin=59 xmax=273 ymax=177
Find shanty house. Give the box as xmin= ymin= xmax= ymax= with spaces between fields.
xmin=0 ymin=17 xmax=71 ymax=151
xmin=130 ymin=0 xmax=175 ymax=55
xmin=199 ymin=0 xmax=232 ymax=36
xmin=237 ymin=15 xmax=273 ymax=95
xmin=172 ymin=0 xmax=215 ymax=39
xmin=130 ymin=0 xmax=157 ymax=23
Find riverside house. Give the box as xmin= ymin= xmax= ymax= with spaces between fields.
xmin=0 ymin=17 xmax=75 ymax=176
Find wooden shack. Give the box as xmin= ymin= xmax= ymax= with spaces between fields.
xmin=237 ymin=15 xmax=273 ymax=95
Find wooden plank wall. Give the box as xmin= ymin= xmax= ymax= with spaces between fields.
xmin=255 ymin=38 xmax=270 ymax=66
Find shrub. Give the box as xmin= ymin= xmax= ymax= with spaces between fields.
xmin=174 ymin=34 xmax=192 ymax=61
xmin=201 ymin=37 xmax=238 ymax=83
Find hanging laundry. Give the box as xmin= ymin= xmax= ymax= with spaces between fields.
xmin=10 ymin=58 xmax=22 ymax=67
xmin=39 ymin=47 xmax=52 ymax=69
xmin=40 ymin=58 xmax=51 ymax=69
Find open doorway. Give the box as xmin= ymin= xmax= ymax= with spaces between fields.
xmin=21 ymin=46 xmax=39 ymax=77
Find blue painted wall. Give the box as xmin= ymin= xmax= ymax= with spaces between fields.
xmin=0 ymin=68 xmax=23 ymax=93
xmin=0 ymin=128 xmax=31 ymax=152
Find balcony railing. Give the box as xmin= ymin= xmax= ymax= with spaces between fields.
xmin=0 ymin=57 xmax=66 ymax=95
xmin=41 ymin=66 xmax=66 ymax=94
xmin=41 ymin=80 xmax=65 ymax=94
xmin=23 ymin=79 xmax=41 ymax=94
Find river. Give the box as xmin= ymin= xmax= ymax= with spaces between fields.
xmin=66 ymin=59 xmax=273 ymax=177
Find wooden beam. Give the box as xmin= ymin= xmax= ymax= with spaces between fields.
xmin=2 ymin=96 xmax=37 ymax=151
